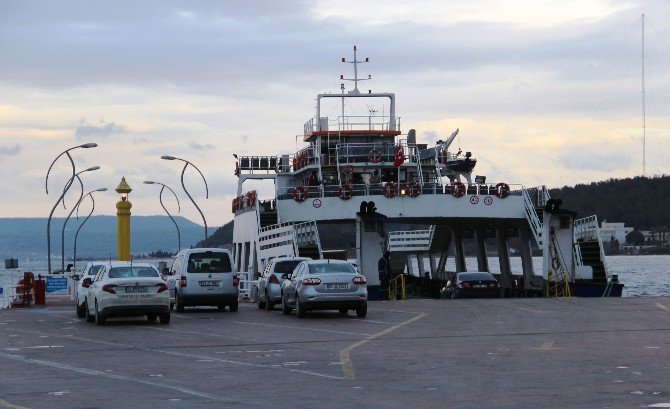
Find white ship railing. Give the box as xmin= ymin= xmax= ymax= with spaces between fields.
xmin=522 ymin=187 xmax=543 ymax=246
xmin=335 ymin=142 xmax=419 ymax=165
xmin=388 ymin=227 xmax=435 ymax=252
xmin=304 ymin=115 xmax=400 ymax=134
xmin=574 ymin=215 xmax=608 ymax=273
xmin=276 ymin=183 xmax=524 ymax=201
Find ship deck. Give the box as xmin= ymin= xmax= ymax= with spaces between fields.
xmin=1 ymin=296 xmax=669 ymax=408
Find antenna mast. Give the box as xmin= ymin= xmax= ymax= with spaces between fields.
xmin=642 ymin=13 xmax=646 ymax=176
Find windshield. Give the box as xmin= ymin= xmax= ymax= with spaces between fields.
xmin=88 ymin=265 xmax=103 ymax=276
xmin=458 ymin=272 xmax=495 ymax=281
xmin=308 ymin=262 xmax=357 ymax=275
xmin=188 ymin=252 xmax=232 ymax=273
xmin=274 ymin=260 xmax=303 ymax=274
xmin=109 ymin=266 xmax=159 ymax=278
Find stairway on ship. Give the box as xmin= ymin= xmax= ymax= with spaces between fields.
xmin=260 ymin=210 xmax=278 ymax=228
xmin=577 ymin=240 xmax=607 ymax=282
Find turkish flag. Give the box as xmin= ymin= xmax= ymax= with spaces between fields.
xmin=393 ymin=145 xmax=405 ymax=167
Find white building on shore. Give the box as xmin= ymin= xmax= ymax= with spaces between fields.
xmin=599 ymin=221 xmax=634 ymax=244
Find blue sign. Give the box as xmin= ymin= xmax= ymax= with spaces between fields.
xmin=46 ymin=276 xmax=68 ymax=294
xmin=0 ymin=287 xmax=3 ymax=295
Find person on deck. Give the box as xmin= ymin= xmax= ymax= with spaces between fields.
xmin=378 ymin=251 xmax=392 ymax=300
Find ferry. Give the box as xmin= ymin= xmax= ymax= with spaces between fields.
xmin=231 ymin=46 xmax=623 ymax=299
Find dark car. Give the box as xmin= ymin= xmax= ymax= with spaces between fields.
xmin=443 ymin=272 xmax=500 ymax=299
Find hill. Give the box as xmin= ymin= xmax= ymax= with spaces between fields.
xmin=548 ymin=175 xmax=670 ymax=230
xmin=0 ymin=216 xmax=206 ymax=260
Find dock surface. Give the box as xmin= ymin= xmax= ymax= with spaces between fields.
xmin=1 ymin=297 xmax=669 ymax=408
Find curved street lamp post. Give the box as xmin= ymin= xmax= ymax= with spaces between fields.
xmin=45 ymin=142 xmax=98 ymax=274
xmin=72 ymin=188 xmax=107 ymax=271
xmin=144 ymin=181 xmax=182 ymax=252
xmin=161 ymin=155 xmax=209 ymax=242
xmin=60 ymin=167 xmax=100 ymax=272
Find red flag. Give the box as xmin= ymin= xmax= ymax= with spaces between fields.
xmin=393 ymin=145 xmax=405 ymax=167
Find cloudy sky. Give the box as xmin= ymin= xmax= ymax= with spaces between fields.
xmin=1 ymin=0 xmax=668 ymax=227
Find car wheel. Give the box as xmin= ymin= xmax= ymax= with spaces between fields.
xmin=339 ymin=308 xmax=348 ymax=315
xmin=257 ymin=295 xmax=266 ymax=310
xmin=85 ymin=299 xmax=94 ymax=322
xmin=265 ymin=292 xmax=274 ymax=311
xmin=451 ymin=290 xmax=457 ymax=299
xmin=147 ymin=314 xmax=157 ymax=322
xmin=94 ymin=301 xmax=105 ymax=326
xmin=229 ymin=302 xmax=239 ymax=312
xmin=76 ymin=301 xmax=86 ymax=318
xmin=159 ymin=313 xmax=170 ymax=324
xmin=356 ymin=303 xmax=367 ymax=318
xmin=295 ymin=297 xmax=306 ymax=319
xmin=281 ymin=294 xmax=291 ymax=315
xmin=176 ymin=292 xmax=184 ymax=313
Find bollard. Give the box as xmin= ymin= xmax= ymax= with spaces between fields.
xmin=34 ymin=275 xmax=46 ymax=305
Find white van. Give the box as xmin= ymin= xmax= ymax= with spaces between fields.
xmin=166 ymin=248 xmax=239 ymax=312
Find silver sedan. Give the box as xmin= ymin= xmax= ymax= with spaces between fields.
xmin=281 ymin=259 xmax=367 ymax=318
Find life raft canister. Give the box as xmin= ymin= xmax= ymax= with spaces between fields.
xmin=452 ymin=182 xmax=466 ymax=198
xmin=292 ymin=185 xmax=308 ymax=202
xmin=337 ymin=184 xmax=353 ymax=200
xmin=382 ymin=182 xmax=398 ymax=198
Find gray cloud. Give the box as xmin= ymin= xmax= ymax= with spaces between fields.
xmin=0 ymin=144 xmax=22 ymax=156
xmin=189 ymin=141 xmax=215 ymax=150
xmin=558 ymin=148 xmax=632 ymax=171
xmin=75 ymin=120 xmax=127 ymax=138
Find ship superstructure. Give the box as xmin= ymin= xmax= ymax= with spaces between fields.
xmin=231 ymin=46 xmax=621 ymax=298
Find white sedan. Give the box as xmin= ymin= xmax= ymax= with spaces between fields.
xmin=84 ymin=261 xmax=170 ymax=325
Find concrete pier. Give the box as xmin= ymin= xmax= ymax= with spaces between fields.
xmin=0 ymin=297 xmax=668 ymax=408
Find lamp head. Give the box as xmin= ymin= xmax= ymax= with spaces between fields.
xmin=80 ymin=143 xmax=98 ymax=148
xmin=143 ymin=181 xmax=156 ymax=185
xmin=161 ymin=155 xmax=176 ymax=160
xmin=115 ymin=176 xmax=132 ymax=201
xmin=95 ymin=188 xmax=108 ymax=192
xmin=85 ymin=166 xmax=100 ymax=172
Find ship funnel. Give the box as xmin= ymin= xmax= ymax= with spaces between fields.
xmin=407 ymin=129 xmax=416 ymax=145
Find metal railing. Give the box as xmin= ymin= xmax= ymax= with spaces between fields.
xmin=574 ymin=215 xmax=608 ymax=274
xmin=277 ymin=183 xmax=524 ymax=201
xmin=522 ymin=187 xmax=543 ymax=246
xmin=388 ymin=274 xmax=406 ymax=300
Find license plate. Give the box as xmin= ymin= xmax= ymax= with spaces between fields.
xmin=200 ymin=280 xmax=220 ymax=287
xmin=326 ymin=283 xmax=348 ymax=290
xmin=473 ymin=284 xmax=486 ymax=288
xmin=125 ymin=286 xmax=147 ymax=293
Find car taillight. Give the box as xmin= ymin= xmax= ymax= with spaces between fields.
xmin=489 ymin=282 xmax=499 ymax=288
xmin=459 ymin=282 xmax=470 ymax=289
xmin=352 ymin=276 xmax=367 ymax=285
xmin=102 ymin=284 xmax=117 ymax=294
xmin=301 ymin=277 xmax=321 ymax=285
xmin=233 ymin=275 xmax=239 ymax=287
xmin=180 ymin=276 xmax=187 ymax=288
xmin=269 ymin=274 xmax=280 ymax=284
xmin=156 ymin=283 xmax=169 ymax=293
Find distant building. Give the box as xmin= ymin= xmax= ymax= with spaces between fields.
xmin=599 ymin=221 xmax=633 ymax=244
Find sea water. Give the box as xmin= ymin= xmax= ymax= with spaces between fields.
xmin=1 ymin=256 xmax=669 ymax=299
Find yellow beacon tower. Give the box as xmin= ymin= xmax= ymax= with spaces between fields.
xmin=115 ymin=177 xmax=132 ymax=261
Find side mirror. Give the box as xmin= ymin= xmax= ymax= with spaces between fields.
xmin=281 ymin=273 xmax=291 ymax=280
xmin=162 ymin=267 xmax=170 ymax=275
xmin=82 ymin=278 xmax=93 ymax=288
xmin=71 ymin=274 xmax=80 ymax=281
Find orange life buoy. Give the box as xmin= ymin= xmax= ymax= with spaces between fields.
xmin=495 ymin=182 xmax=510 ymax=199
xmin=382 ymin=182 xmax=398 ymax=198
xmin=292 ymin=185 xmax=308 ymax=202
xmin=407 ymin=181 xmax=422 ymax=198
xmin=368 ymin=148 xmax=382 ymax=163
xmin=452 ymin=182 xmax=466 ymax=198
xmin=337 ymin=184 xmax=353 ymax=200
